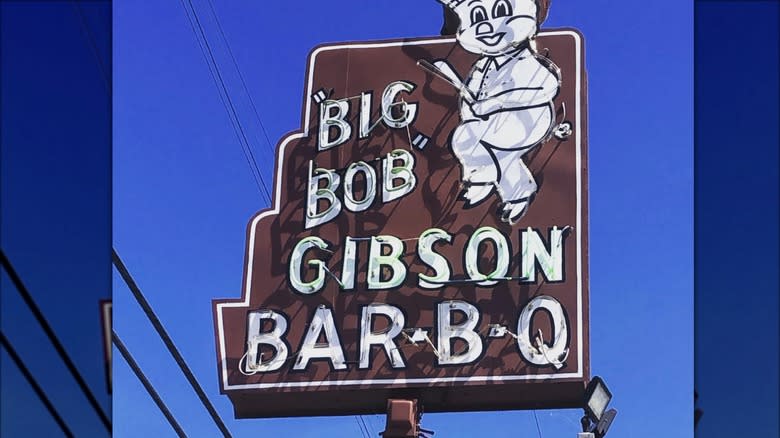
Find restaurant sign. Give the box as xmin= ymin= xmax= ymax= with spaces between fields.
xmin=214 ymin=0 xmax=589 ymax=418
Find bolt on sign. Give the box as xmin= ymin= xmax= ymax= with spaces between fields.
xmin=214 ymin=0 xmax=589 ymax=418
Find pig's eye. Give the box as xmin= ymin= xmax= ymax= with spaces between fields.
xmin=470 ymin=6 xmax=488 ymax=26
xmin=492 ymin=0 xmax=513 ymax=19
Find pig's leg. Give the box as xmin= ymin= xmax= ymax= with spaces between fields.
xmin=450 ymin=120 xmax=498 ymax=206
xmin=493 ymin=149 xmax=537 ymax=223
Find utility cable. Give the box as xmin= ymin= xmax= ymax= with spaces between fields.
xmin=203 ymin=0 xmax=277 ymax=158
xmin=112 ymin=330 xmax=187 ymax=438
xmin=354 ymin=415 xmax=369 ymax=438
xmin=0 ymin=250 xmax=112 ymax=431
xmin=361 ymin=415 xmax=372 ymax=438
xmin=0 ymin=332 xmax=75 ymax=438
xmin=111 ymin=248 xmax=232 ymax=437
xmin=177 ymin=0 xmax=271 ymax=204
xmin=180 ymin=5 xmax=382 ymax=423
xmin=360 ymin=414 xmax=375 ymax=436
xmin=71 ymin=0 xmax=110 ymax=94
xmin=532 ymin=410 xmax=543 ymax=438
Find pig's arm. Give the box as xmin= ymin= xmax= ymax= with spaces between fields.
xmin=471 ymin=64 xmax=559 ymax=116
xmin=428 ymin=60 xmax=477 ymax=103
xmin=431 ymin=60 xmax=463 ymax=89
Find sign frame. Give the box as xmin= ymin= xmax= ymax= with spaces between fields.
xmin=213 ymin=30 xmax=589 ymax=418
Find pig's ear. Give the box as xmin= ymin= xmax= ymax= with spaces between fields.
xmin=536 ymin=0 xmax=552 ymax=25
xmin=440 ymin=4 xmax=461 ymax=35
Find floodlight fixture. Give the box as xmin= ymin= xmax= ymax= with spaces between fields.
xmin=581 ymin=376 xmax=617 ymax=437
xmin=584 ymin=376 xmax=612 ymax=423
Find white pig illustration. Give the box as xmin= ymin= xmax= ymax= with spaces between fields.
xmin=430 ymin=0 xmax=560 ymax=223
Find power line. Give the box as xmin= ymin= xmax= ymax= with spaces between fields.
xmin=203 ymin=0 xmax=277 ymax=158
xmin=359 ymin=414 xmax=374 ymax=437
xmin=177 ymin=0 xmax=272 ymax=204
xmin=71 ymin=0 xmax=110 ymax=94
xmin=186 ymin=10 xmax=390 ymax=436
xmin=354 ymin=415 xmax=370 ymax=438
xmin=112 ymin=330 xmax=188 ymax=438
xmin=532 ymin=410 xmax=543 ymax=438
xmin=362 ymin=414 xmax=376 ymax=436
xmin=0 ymin=250 xmax=112 ymax=431
xmin=0 ymin=332 xmax=75 ymax=438
xmin=111 ymin=248 xmax=233 ymax=438
xmin=178 ymin=0 xmax=268 ymax=199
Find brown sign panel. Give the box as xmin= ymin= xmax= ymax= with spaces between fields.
xmin=214 ymin=29 xmax=588 ymax=418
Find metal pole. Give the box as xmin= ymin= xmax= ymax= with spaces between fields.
xmin=381 ymin=399 xmax=419 ymax=438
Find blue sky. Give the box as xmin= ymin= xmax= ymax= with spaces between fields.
xmin=694 ymin=2 xmax=779 ymax=437
xmin=1 ymin=2 xmax=111 ymax=437
xmin=3 ymin=1 xmax=779 ymax=437
xmin=111 ymin=0 xmax=694 ymax=437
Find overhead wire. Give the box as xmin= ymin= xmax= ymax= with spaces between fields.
xmin=360 ymin=414 xmax=373 ymax=437
xmin=533 ymin=410 xmax=543 ymax=438
xmin=98 ymin=4 xmax=263 ymax=433
xmin=177 ymin=0 xmax=272 ymax=204
xmin=0 ymin=332 xmax=75 ymax=438
xmin=112 ymin=249 xmax=233 ymax=437
xmin=112 ymin=330 xmax=188 ymax=438
xmin=354 ymin=415 xmax=370 ymax=438
xmin=183 ymin=3 xmax=380 ymax=435
xmin=71 ymin=0 xmax=110 ymax=95
xmin=0 ymin=250 xmax=112 ymax=431
xmin=203 ymin=0 xmax=277 ymax=158
xmin=361 ymin=414 xmax=376 ymax=436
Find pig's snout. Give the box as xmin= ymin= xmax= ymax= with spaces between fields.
xmin=475 ymin=22 xmax=494 ymax=36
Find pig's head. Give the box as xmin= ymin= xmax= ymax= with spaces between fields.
xmin=438 ymin=0 xmax=550 ymax=55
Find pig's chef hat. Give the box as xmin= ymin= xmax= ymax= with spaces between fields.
xmin=441 ymin=0 xmax=552 ymax=26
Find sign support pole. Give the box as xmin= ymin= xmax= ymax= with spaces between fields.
xmin=380 ymin=399 xmax=422 ymax=438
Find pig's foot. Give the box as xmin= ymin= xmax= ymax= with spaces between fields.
xmin=500 ymin=196 xmax=534 ymax=224
xmin=460 ymin=182 xmax=495 ymax=207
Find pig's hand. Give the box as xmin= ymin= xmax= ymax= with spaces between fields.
xmin=470 ymin=99 xmax=502 ymax=117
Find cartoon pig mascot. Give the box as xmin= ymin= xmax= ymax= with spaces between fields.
xmin=432 ymin=0 xmax=560 ymax=223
